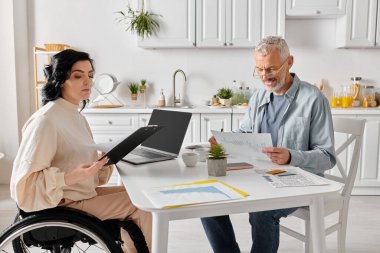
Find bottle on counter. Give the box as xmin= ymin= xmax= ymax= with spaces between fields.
xmin=158 ymin=89 xmax=166 ymax=107
xmin=362 ymin=85 xmax=376 ymax=107
xmin=351 ymin=77 xmax=361 ymax=107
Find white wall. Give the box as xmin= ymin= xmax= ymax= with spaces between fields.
xmin=0 ymin=0 xmax=30 ymax=184
xmin=2 ymin=0 xmax=380 ymax=184
xmin=29 ymin=0 xmax=380 ymax=106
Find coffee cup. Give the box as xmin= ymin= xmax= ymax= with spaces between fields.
xmin=181 ymin=152 xmax=199 ymax=167
xmin=194 ymin=147 xmax=209 ymax=162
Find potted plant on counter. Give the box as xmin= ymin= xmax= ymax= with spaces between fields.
xmin=217 ymin=88 xmax=234 ymax=106
xmin=128 ymin=82 xmax=139 ymax=100
xmin=139 ymin=79 xmax=147 ymax=93
xmin=207 ymin=143 xmax=227 ymax=177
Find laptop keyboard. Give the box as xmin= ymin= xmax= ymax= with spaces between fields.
xmin=131 ymin=148 xmax=167 ymax=159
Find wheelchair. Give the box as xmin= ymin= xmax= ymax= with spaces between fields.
xmin=0 ymin=206 xmax=149 ymax=253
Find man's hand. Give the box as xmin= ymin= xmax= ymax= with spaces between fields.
xmin=262 ymin=147 xmax=291 ymax=165
xmin=64 ymin=157 xmax=108 ymax=186
xmin=209 ymin=136 xmax=217 ymax=145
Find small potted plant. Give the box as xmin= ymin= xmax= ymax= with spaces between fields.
xmin=128 ymin=82 xmax=139 ymax=100
xmin=116 ymin=5 xmax=161 ymax=39
xmin=217 ymin=88 xmax=234 ymax=106
xmin=207 ymin=143 xmax=227 ymax=177
xmin=139 ymin=79 xmax=147 ymax=93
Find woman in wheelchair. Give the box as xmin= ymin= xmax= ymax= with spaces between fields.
xmin=1 ymin=49 xmax=151 ymax=253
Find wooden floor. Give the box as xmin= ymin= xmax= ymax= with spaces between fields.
xmin=1 ymin=185 xmax=379 ymax=253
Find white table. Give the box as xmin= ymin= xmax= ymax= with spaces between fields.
xmin=116 ymin=158 xmax=342 ymax=253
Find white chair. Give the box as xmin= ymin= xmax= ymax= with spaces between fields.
xmin=280 ymin=117 xmax=366 ymax=253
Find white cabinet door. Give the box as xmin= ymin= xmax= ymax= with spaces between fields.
xmin=376 ymin=0 xmax=380 ymax=47
xmin=260 ymin=0 xmax=286 ymax=39
xmin=138 ymin=0 xmax=196 ymax=48
xmin=225 ymin=0 xmax=261 ymax=47
xmin=286 ymin=0 xmax=347 ymax=16
xmin=336 ymin=0 xmax=378 ymax=48
xmin=232 ymin=113 xmax=245 ymax=130
xmin=354 ymin=116 xmax=380 ymax=194
xmin=196 ymin=0 xmax=226 ymax=47
xmin=201 ymin=113 xmax=232 ymax=142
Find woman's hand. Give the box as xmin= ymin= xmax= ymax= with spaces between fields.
xmin=209 ymin=136 xmax=217 ymax=145
xmin=64 ymin=157 xmax=108 ymax=186
xmin=262 ymin=147 xmax=291 ymax=165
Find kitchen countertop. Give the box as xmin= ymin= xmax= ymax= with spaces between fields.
xmin=83 ymin=106 xmax=380 ymax=115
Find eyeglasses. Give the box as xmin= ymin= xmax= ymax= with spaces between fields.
xmin=253 ymin=59 xmax=288 ymax=79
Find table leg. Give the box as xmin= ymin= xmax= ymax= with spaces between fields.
xmin=152 ymin=212 xmax=169 ymax=253
xmin=309 ymin=196 xmax=326 ymax=253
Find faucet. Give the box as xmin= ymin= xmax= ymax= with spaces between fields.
xmin=173 ymin=69 xmax=187 ymax=107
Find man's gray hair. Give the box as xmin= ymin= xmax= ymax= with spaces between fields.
xmin=255 ymin=36 xmax=290 ymax=60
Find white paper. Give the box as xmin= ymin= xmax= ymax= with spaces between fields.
xmin=212 ymin=131 xmax=272 ymax=161
xmin=255 ymin=168 xmax=329 ymax=187
xmin=143 ymin=181 xmax=247 ymax=208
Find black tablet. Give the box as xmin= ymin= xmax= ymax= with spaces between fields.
xmin=99 ymin=125 xmax=163 ymax=165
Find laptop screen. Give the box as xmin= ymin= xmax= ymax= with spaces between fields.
xmin=141 ymin=109 xmax=192 ymax=154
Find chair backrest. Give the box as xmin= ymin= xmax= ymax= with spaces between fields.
xmin=325 ymin=118 xmax=365 ymax=198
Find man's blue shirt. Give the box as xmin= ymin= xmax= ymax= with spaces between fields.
xmin=238 ymin=74 xmax=336 ymax=175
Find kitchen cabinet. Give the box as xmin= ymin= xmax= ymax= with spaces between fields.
xmin=138 ymin=0 xmax=285 ymax=48
xmin=138 ymin=0 xmax=196 ymax=48
xmin=201 ymin=113 xmax=232 ymax=141
xmin=84 ymin=113 xmax=140 ymax=186
xmin=336 ymin=0 xmax=379 ymax=48
xmin=83 ymin=108 xmax=380 ymax=195
xmin=286 ymin=0 xmax=347 ymax=17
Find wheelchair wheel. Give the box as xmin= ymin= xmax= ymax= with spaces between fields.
xmin=0 ymin=210 xmax=123 ymax=253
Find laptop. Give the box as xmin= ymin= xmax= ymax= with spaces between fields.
xmin=122 ymin=109 xmax=192 ymax=165
xmin=99 ymin=125 xmax=163 ymax=165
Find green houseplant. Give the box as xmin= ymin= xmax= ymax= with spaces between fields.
xmin=217 ymin=88 xmax=234 ymax=106
xmin=128 ymin=82 xmax=139 ymax=100
xmin=139 ymin=79 xmax=147 ymax=93
xmin=207 ymin=143 xmax=227 ymax=177
xmin=116 ymin=5 xmax=161 ymax=39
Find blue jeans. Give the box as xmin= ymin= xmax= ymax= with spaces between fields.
xmin=201 ymin=208 xmax=297 ymax=253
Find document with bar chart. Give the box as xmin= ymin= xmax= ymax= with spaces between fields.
xmin=143 ymin=180 xmax=249 ymax=209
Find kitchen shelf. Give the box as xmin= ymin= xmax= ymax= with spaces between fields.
xmin=33 ymin=47 xmax=67 ymax=110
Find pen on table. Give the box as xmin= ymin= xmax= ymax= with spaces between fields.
xmin=277 ymin=173 xmax=296 ymax=177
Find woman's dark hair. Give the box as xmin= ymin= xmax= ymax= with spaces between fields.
xmin=42 ymin=49 xmax=94 ymax=110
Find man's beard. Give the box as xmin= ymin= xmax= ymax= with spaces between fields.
xmin=265 ymin=75 xmax=286 ymax=93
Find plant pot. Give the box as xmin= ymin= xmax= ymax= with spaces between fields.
xmin=219 ymin=98 xmax=231 ymax=106
xmin=207 ymin=158 xmax=227 ymax=177
xmin=131 ymin=94 xmax=138 ymax=100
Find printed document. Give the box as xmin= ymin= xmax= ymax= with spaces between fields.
xmin=255 ymin=168 xmax=329 ymax=187
xmin=143 ymin=180 xmax=249 ymax=208
xmin=212 ymin=131 xmax=272 ymax=161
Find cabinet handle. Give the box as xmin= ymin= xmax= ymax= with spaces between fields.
xmin=228 ymin=42 xmax=233 ymax=46
xmin=108 ymin=120 xmax=113 ymax=125
xmin=316 ymin=10 xmax=321 ymax=14
xmin=193 ymin=42 xmax=196 ymax=47
xmin=223 ymin=42 xmax=227 ymax=46
xmin=109 ymin=138 xmax=113 ymax=142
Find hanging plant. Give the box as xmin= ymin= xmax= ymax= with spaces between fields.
xmin=116 ymin=3 xmax=161 ymax=39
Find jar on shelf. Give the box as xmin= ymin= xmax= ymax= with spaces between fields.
xmin=362 ymin=85 xmax=376 ymax=107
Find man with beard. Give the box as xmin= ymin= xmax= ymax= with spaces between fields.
xmin=201 ymin=36 xmax=336 ymax=253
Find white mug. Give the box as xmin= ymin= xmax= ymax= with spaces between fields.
xmin=194 ymin=147 xmax=209 ymax=162
xmin=181 ymin=152 xmax=199 ymax=167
